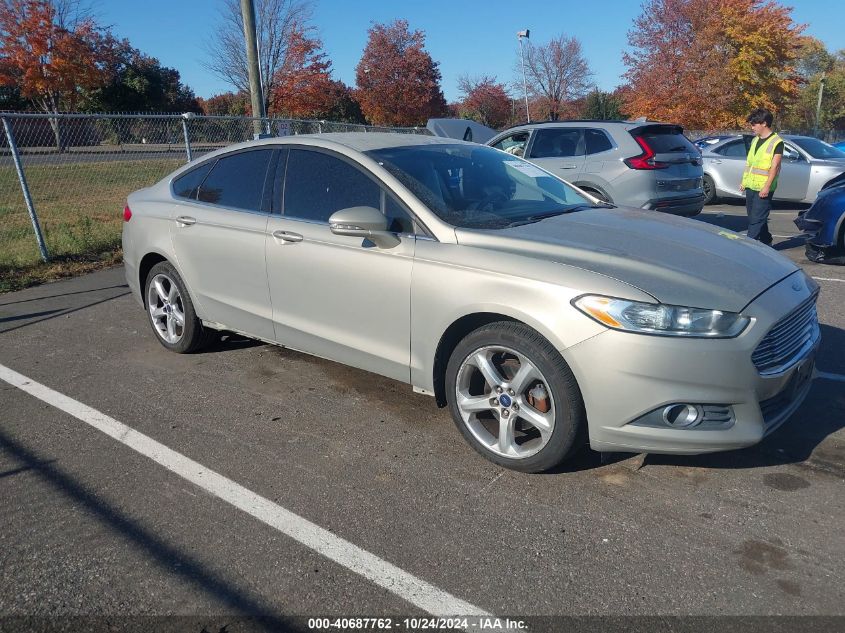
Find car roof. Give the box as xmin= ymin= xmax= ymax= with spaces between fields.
xmin=228 ymin=132 xmax=465 ymax=153
xmin=493 ymin=119 xmax=673 ymax=134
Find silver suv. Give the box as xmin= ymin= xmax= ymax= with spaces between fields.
xmin=487 ymin=120 xmax=705 ymax=216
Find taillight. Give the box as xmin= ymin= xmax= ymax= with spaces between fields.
xmin=624 ymin=136 xmax=669 ymax=170
xmin=123 ymin=205 xmax=132 ymax=222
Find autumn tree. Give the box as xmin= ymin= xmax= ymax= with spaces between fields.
xmin=457 ymin=74 xmax=512 ymax=129
xmin=267 ymin=26 xmax=362 ymax=122
xmin=0 ymin=0 xmax=111 ymax=147
xmin=204 ymin=0 xmax=311 ymax=114
xmin=355 ymin=19 xmax=448 ymax=126
xmin=198 ymin=91 xmax=252 ymax=116
xmin=518 ymin=34 xmax=592 ymax=121
xmin=623 ymin=0 xmax=804 ymax=130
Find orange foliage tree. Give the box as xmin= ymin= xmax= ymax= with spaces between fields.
xmin=0 ymin=0 xmax=109 ymax=112
xmin=457 ymin=75 xmax=512 ymax=129
xmin=623 ymin=0 xmax=805 ymax=130
xmin=355 ymin=19 xmax=447 ymax=126
xmin=269 ymin=26 xmax=363 ymax=122
xmin=0 ymin=0 xmax=111 ymax=147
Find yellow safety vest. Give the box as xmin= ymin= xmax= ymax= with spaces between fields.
xmin=741 ymin=133 xmax=782 ymax=192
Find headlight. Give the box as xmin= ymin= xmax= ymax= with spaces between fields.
xmin=573 ymin=295 xmax=749 ymax=338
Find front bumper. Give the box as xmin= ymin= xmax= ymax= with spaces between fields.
xmin=562 ymin=273 xmax=818 ymax=454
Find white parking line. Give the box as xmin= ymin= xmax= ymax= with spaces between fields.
xmin=817 ymin=371 xmax=845 ymax=383
xmin=0 ymin=363 xmax=490 ymax=618
xmin=813 ymin=277 xmax=845 ymax=283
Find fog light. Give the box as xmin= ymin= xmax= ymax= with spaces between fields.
xmin=662 ymin=404 xmax=703 ymax=428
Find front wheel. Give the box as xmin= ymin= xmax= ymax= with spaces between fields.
xmin=445 ymin=322 xmax=586 ymax=472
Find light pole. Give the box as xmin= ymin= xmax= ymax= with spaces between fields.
xmin=814 ymin=72 xmax=826 ymax=138
xmin=517 ymin=29 xmax=530 ymax=122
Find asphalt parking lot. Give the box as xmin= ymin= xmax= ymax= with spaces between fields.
xmin=1 ymin=200 xmax=844 ymax=632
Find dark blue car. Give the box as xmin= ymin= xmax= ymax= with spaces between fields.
xmin=796 ymin=172 xmax=845 ymax=264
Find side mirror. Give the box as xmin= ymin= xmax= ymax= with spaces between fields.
xmin=329 ymin=206 xmax=399 ymax=248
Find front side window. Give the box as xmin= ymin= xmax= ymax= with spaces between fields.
xmin=367 ymin=143 xmax=594 ymax=230
xmin=196 ymin=149 xmax=273 ymax=211
xmin=492 ymin=132 xmax=530 ymax=157
xmin=283 ymin=149 xmax=381 ymax=223
xmin=529 ymin=128 xmax=583 ymax=159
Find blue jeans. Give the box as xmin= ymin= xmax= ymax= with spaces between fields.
xmin=745 ymin=189 xmax=773 ymax=244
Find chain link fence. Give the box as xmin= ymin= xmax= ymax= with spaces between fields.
xmin=0 ymin=112 xmax=429 ymax=280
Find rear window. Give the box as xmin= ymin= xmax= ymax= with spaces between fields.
xmin=633 ymin=126 xmax=697 ymax=153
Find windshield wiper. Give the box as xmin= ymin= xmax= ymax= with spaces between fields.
xmin=506 ymin=203 xmax=615 ymax=227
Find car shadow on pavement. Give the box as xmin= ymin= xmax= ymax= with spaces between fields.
xmin=0 ymin=291 xmax=131 ymax=335
xmin=0 ymin=429 xmax=307 ymax=632
xmin=0 ymin=284 xmax=130 ymax=307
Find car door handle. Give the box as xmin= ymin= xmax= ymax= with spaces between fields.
xmin=711 ymin=159 xmax=722 ymax=164
xmin=272 ymin=230 xmax=303 ymax=243
xmin=175 ymin=215 xmax=196 ymax=226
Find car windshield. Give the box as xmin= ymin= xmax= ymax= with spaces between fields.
xmin=364 ymin=143 xmax=596 ymax=229
xmin=789 ymin=137 xmax=845 ymax=159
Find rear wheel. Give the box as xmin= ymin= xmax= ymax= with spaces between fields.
xmin=702 ymin=174 xmax=717 ymax=205
xmin=145 ymin=262 xmax=215 ymax=353
xmin=445 ymin=322 xmax=586 ymax=472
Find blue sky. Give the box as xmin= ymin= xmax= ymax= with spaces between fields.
xmin=97 ymin=0 xmax=845 ymax=103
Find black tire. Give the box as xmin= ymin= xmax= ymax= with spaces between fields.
xmin=445 ymin=322 xmax=587 ymax=473
xmin=144 ymin=261 xmax=215 ymax=353
xmin=702 ymin=174 xmax=717 ymax=205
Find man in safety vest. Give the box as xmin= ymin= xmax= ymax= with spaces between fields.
xmin=739 ymin=108 xmax=783 ymax=246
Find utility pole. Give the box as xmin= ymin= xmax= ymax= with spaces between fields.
xmin=814 ymin=72 xmax=826 ymax=138
xmin=517 ymin=29 xmax=530 ymax=123
xmin=240 ymin=0 xmax=266 ymax=138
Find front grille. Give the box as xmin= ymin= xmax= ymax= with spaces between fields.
xmin=752 ymin=294 xmax=820 ymax=375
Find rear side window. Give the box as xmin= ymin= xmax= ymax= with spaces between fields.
xmin=585 ymin=129 xmax=613 ymax=155
xmin=196 ymin=149 xmax=273 ymax=211
xmin=173 ymin=162 xmax=214 ymax=199
xmin=529 ymin=128 xmax=583 ymax=158
xmin=634 ymin=128 xmax=697 ymax=153
xmin=283 ymin=149 xmax=380 ymax=223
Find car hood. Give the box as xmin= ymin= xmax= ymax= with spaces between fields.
xmin=454 ymin=208 xmax=798 ymax=312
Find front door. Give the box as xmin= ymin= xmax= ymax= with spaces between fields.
xmin=265 ymin=148 xmax=415 ymax=382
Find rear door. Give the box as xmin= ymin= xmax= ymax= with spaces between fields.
xmin=169 ymin=148 xmax=276 ymax=341
xmin=708 ymin=138 xmax=747 ymax=198
xmin=525 ymin=127 xmax=585 ymax=177
xmin=630 ymin=125 xmax=703 ymax=199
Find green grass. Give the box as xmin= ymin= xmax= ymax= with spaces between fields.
xmin=0 ymin=158 xmax=182 ymax=293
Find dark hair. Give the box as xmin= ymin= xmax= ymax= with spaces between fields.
xmin=746 ymin=108 xmax=773 ymax=127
